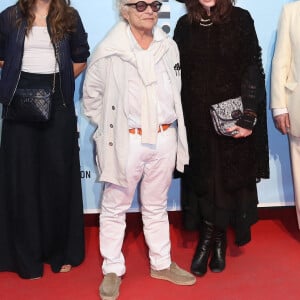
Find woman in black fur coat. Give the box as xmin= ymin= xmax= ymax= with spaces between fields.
xmin=174 ymin=0 xmax=269 ymax=276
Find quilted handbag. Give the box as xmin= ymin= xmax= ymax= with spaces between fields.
xmin=4 ymin=88 xmax=53 ymax=122
xmin=4 ymin=49 xmax=57 ymax=122
xmin=210 ymin=96 xmax=243 ymax=136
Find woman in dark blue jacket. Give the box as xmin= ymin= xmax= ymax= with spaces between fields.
xmin=0 ymin=0 xmax=89 ymax=279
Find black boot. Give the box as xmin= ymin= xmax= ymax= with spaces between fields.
xmin=191 ymin=220 xmax=214 ymax=276
xmin=209 ymin=229 xmax=227 ymax=273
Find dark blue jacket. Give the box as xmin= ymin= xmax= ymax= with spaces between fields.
xmin=0 ymin=4 xmax=90 ymax=106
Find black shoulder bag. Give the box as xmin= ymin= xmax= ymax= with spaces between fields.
xmin=4 ymin=52 xmax=57 ymax=122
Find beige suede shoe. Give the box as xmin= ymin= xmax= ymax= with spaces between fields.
xmin=99 ymin=273 xmax=121 ymax=300
xmin=150 ymin=262 xmax=196 ymax=285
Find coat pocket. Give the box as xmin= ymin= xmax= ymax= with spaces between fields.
xmin=93 ymin=129 xmax=104 ymax=176
xmin=285 ymin=81 xmax=298 ymax=92
xmin=285 ymin=82 xmax=300 ymax=136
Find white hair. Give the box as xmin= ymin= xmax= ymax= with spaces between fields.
xmin=116 ymin=0 xmax=129 ymax=19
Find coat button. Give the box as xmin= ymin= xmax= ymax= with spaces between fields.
xmin=110 ymin=124 xmax=113 ymax=128
xmin=112 ymin=106 xmax=115 ymax=110
xmin=109 ymin=142 xmax=113 ymax=146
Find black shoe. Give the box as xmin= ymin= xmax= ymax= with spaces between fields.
xmin=191 ymin=220 xmax=214 ymax=276
xmin=209 ymin=229 xmax=227 ymax=273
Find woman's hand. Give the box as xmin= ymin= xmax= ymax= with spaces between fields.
xmin=227 ymin=125 xmax=253 ymax=139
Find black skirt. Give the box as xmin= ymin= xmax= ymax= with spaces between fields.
xmin=0 ymin=72 xmax=85 ymax=279
xmin=181 ymin=132 xmax=258 ymax=246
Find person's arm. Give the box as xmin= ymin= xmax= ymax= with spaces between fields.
xmin=239 ymin=11 xmax=265 ymax=125
xmin=0 ymin=61 xmax=4 ymax=69
xmin=82 ymin=58 xmax=107 ymax=126
xmin=271 ymin=5 xmax=291 ymax=135
xmin=73 ymin=62 xmax=86 ymax=78
xmin=231 ymin=10 xmax=266 ymax=139
xmin=69 ymin=10 xmax=90 ymax=77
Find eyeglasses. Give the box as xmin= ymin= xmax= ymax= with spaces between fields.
xmin=125 ymin=1 xmax=162 ymax=13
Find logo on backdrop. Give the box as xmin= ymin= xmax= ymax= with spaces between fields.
xmin=159 ymin=0 xmax=171 ymax=34
xmin=80 ymin=167 xmax=91 ymax=179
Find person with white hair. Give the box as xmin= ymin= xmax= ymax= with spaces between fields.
xmin=83 ymin=1 xmax=196 ymax=299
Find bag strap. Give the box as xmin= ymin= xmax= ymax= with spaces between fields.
xmin=52 ymin=44 xmax=58 ymax=94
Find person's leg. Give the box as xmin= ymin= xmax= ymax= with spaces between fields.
xmin=99 ymin=133 xmax=146 ymax=300
xmin=191 ymin=220 xmax=215 ymax=276
xmin=289 ymin=134 xmax=300 ymax=229
xmin=209 ymin=228 xmax=227 ymax=273
xmin=0 ymin=120 xmax=42 ymax=279
xmin=99 ymin=182 xmax=133 ymax=300
xmin=139 ymin=127 xmax=195 ymax=285
xmin=100 ymin=183 xmax=136 ymax=276
xmin=139 ymin=128 xmax=177 ymax=271
xmin=100 ymin=133 xmax=145 ymax=276
xmin=39 ymin=108 xmax=85 ymax=273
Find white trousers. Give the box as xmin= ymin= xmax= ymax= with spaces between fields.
xmin=289 ymin=134 xmax=300 ymax=229
xmin=100 ymin=127 xmax=177 ymax=276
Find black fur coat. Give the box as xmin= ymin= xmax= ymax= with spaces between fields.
xmin=174 ymin=7 xmax=269 ymax=194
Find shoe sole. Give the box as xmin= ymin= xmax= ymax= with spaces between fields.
xmin=191 ymin=270 xmax=206 ymax=277
xmin=100 ymin=292 xmax=119 ymax=300
xmin=150 ymin=273 xmax=196 ymax=286
xmin=210 ymin=268 xmax=225 ymax=273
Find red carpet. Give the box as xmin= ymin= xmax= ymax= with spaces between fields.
xmin=1 ymin=208 xmax=300 ymax=300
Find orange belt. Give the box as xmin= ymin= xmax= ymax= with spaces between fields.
xmin=129 ymin=124 xmax=171 ymax=135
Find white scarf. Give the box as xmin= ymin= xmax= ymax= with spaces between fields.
xmin=90 ymin=21 xmax=170 ymax=144
xmin=133 ymin=35 xmax=169 ymax=144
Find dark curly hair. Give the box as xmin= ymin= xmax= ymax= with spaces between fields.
xmin=184 ymin=0 xmax=235 ymax=24
xmin=17 ymin=0 xmax=77 ymax=42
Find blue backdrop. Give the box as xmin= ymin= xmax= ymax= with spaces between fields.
xmin=0 ymin=0 xmax=296 ymax=212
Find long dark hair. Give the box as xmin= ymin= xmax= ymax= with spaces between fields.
xmin=17 ymin=0 xmax=77 ymax=42
xmin=185 ymin=0 xmax=235 ymax=24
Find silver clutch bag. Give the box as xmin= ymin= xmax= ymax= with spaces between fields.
xmin=210 ymin=96 xmax=243 ymax=136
